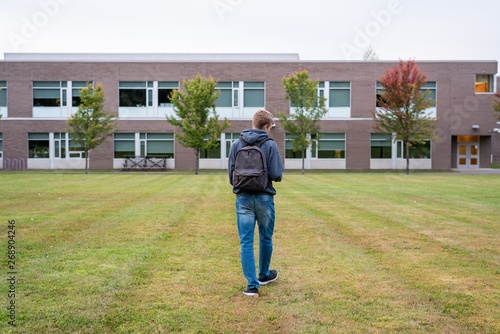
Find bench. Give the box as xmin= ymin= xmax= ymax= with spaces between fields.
xmin=122 ymin=156 xmax=168 ymax=171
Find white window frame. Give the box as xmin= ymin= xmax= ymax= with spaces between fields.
xmin=33 ymin=81 xmax=93 ymax=118
xmin=0 ymin=81 xmax=7 ymax=118
xmin=119 ymin=81 xmax=179 ymax=119
xmin=376 ymin=81 xmax=436 ymax=118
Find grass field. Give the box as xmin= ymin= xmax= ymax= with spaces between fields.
xmin=0 ymin=172 xmax=499 ymax=333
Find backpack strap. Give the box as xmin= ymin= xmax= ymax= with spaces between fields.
xmin=257 ymin=137 xmax=273 ymax=147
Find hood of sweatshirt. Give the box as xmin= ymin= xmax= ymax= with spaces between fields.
xmin=240 ymin=129 xmax=269 ymax=145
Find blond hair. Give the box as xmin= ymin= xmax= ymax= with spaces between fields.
xmin=252 ymin=109 xmax=274 ymax=130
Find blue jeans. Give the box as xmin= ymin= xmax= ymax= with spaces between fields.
xmin=236 ymin=194 xmax=275 ymax=289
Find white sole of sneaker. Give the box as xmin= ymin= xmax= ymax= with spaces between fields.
xmin=258 ymin=271 xmax=278 ymax=285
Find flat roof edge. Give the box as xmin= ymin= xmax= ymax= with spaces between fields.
xmin=3 ymin=52 xmax=301 ymax=62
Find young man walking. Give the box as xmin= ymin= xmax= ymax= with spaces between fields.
xmin=228 ymin=109 xmax=284 ymax=296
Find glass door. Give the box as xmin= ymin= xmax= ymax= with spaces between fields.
xmin=457 ymin=136 xmax=479 ymax=169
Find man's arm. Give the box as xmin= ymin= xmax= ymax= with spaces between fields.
xmin=267 ymin=141 xmax=284 ymax=182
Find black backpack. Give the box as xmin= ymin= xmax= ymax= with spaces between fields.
xmin=232 ymin=137 xmax=273 ymax=192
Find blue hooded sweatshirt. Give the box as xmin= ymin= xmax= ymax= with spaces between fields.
xmin=228 ymin=129 xmax=284 ymax=195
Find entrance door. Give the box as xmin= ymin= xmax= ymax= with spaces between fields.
xmin=457 ymin=136 xmax=479 ymax=169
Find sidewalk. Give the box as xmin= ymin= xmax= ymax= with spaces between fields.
xmin=452 ymin=168 xmax=500 ymax=174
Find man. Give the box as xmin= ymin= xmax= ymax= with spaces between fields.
xmin=228 ymin=109 xmax=284 ymax=296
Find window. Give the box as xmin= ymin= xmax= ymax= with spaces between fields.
xmin=475 ymin=74 xmax=494 ymax=93
xmin=158 ymin=82 xmax=179 ymax=107
xmin=54 ymin=132 xmax=66 ymax=158
xmin=71 ymin=81 xmax=89 ymax=107
xmin=33 ymin=81 xmax=66 ymax=107
xmin=114 ymin=133 xmax=174 ymax=158
xmin=376 ymin=81 xmax=386 ymax=107
xmin=140 ymin=133 xmax=174 ymax=158
xmin=114 ymin=133 xmax=135 ymax=158
xmin=377 ymin=81 xmax=437 ymax=109
xmin=285 ymin=134 xmax=301 ymax=159
xmin=201 ymin=138 xmax=221 ymax=159
xmin=54 ymin=133 xmax=85 ymax=159
xmin=0 ymin=133 xmax=2 ymax=158
xmin=216 ymin=82 xmax=239 ymax=108
xmin=397 ymin=140 xmax=431 ymax=159
xmin=225 ymin=133 xmax=240 ymax=158
xmin=119 ymin=81 xmax=151 ymax=107
xmin=329 ymin=82 xmax=350 ymax=107
xmin=371 ymin=134 xmax=392 ymax=159
xmin=28 ymin=133 xmax=50 ymax=158
xmin=0 ymin=81 xmax=6 ymax=107
xmin=422 ymin=82 xmax=436 ymax=107
xmin=313 ymin=133 xmax=346 ymax=159
xmin=243 ymin=82 xmax=265 ymax=107
xmin=33 ymin=81 xmax=92 ymax=108
xmin=286 ymin=133 xmax=346 ymax=159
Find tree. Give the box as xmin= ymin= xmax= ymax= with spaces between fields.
xmin=363 ymin=46 xmax=379 ymax=60
xmin=278 ymin=70 xmax=328 ymax=174
xmin=493 ymin=92 xmax=500 ymax=119
xmin=373 ymin=60 xmax=436 ymax=175
xmin=166 ymin=74 xmax=230 ymax=174
xmin=67 ymin=83 xmax=116 ymax=174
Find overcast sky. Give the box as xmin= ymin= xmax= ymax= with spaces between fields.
xmin=1 ymin=0 xmax=499 ymax=70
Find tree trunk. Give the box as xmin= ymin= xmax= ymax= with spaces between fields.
xmin=194 ymin=148 xmax=200 ymax=175
xmin=301 ymin=150 xmax=305 ymax=175
xmin=85 ymin=149 xmax=89 ymax=174
xmin=405 ymin=140 xmax=410 ymax=175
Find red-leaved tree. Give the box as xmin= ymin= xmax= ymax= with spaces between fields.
xmin=494 ymin=92 xmax=500 ymax=119
xmin=373 ymin=60 xmax=437 ymax=174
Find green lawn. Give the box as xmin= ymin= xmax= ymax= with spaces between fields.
xmin=0 ymin=172 xmax=499 ymax=333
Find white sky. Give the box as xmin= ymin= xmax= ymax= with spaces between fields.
xmin=0 ymin=0 xmax=499 ymax=71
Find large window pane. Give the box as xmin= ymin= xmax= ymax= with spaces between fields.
xmin=216 ymin=89 xmax=232 ymax=107
xmin=120 ymin=89 xmax=146 ymax=107
xmin=317 ymin=133 xmax=345 ymax=159
xmin=244 ymin=89 xmax=264 ymax=107
xmin=138 ymin=133 xmax=175 ymax=158
xmin=72 ymin=81 xmax=91 ymax=107
xmin=201 ymin=140 xmax=221 ymax=159
xmin=28 ymin=133 xmax=50 ymax=158
xmin=329 ymin=82 xmax=350 ymax=108
xmin=329 ymin=89 xmax=350 ymax=107
xmin=0 ymin=81 xmax=6 ymax=106
xmin=285 ymin=134 xmax=301 ymax=159
xmin=398 ymin=140 xmax=431 ymax=159
xmin=119 ymin=82 xmax=147 ymax=107
xmin=371 ymin=133 xmax=392 ymax=159
xmin=421 ymin=81 xmax=436 ymax=107
xmin=158 ymin=82 xmax=178 ymax=106
xmin=33 ymin=81 xmax=62 ymax=108
xmin=114 ymin=133 xmax=135 ymax=158
xmin=243 ymin=81 xmax=264 ymax=107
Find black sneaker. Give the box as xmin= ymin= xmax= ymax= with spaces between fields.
xmin=243 ymin=287 xmax=259 ymax=296
xmin=258 ymin=270 xmax=278 ymax=285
